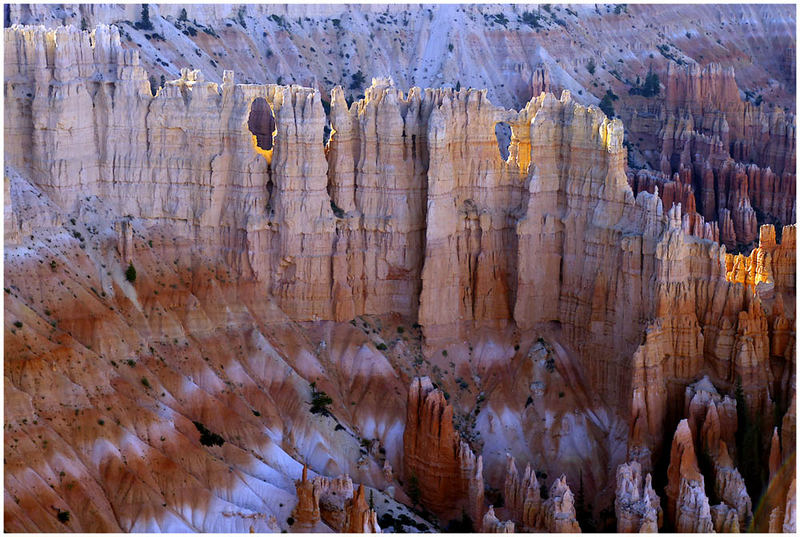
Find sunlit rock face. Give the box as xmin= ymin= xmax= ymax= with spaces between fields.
xmin=4 ymin=7 xmax=795 ymax=534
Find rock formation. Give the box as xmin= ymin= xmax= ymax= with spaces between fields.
xmin=710 ymin=503 xmax=740 ymax=533
xmin=621 ymin=59 xmax=796 ymax=251
xmin=666 ymin=420 xmax=713 ymax=533
xmin=614 ymin=461 xmax=662 ymax=532
xmin=540 ymin=475 xmax=581 ymax=533
xmin=784 ymin=478 xmax=797 ymax=533
xmin=402 ymin=377 xmax=483 ymax=522
xmin=343 ymin=485 xmax=381 ymax=533
xmin=292 ymin=468 xmax=381 ymax=533
xmin=503 ymin=454 xmax=544 ymax=530
xmin=482 ymin=506 xmax=515 ymax=533
xmin=292 ymin=466 xmax=322 ymax=529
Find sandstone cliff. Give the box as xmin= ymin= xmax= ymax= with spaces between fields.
xmin=3 ymin=19 xmax=794 ymax=534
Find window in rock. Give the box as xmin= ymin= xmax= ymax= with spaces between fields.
xmin=495 ymin=122 xmax=512 ymax=162
xmin=248 ymin=97 xmax=275 ymax=152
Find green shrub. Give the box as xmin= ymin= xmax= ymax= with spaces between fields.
xmin=629 ymin=71 xmax=661 ymax=97
xmin=135 ymin=4 xmax=154 ymax=31
xmin=330 ymin=200 xmax=345 ymax=218
xmin=521 ymin=11 xmax=543 ymax=29
xmin=376 ymin=343 xmax=388 ymax=351
xmin=125 ymin=263 xmax=137 ymax=282
xmin=309 ymin=382 xmax=334 ymax=416
xmin=349 ymin=70 xmax=366 ymax=90
xmin=598 ymin=90 xmax=617 ymax=118
xmin=193 ymin=421 xmax=225 ymax=447
xmin=57 ymin=510 xmax=70 ymax=523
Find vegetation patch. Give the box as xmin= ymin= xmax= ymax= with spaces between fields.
xmin=193 ymin=421 xmax=225 ymax=447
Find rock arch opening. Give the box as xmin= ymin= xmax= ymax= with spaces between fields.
xmin=495 ymin=121 xmax=511 ymax=162
xmin=248 ymin=97 xmax=275 ymax=153
xmin=248 ymin=97 xmax=276 ymax=212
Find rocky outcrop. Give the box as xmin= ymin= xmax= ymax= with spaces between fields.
xmin=292 ymin=466 xmax=322 ymax=529
xmin=666 ymin=420 xmax=714 ymax=532
xmin=343 ymin=485 xmax=380 ymax=533
xmin=402 ymin=377 xmax=483 ymax=521
xmin=770 ymin=427 xmax=782 ymax=481
xmin=614 ymin=461 xmax=662 ymax=532
xmin=292 ymin=469 xmax=380 ymax=533
xmin=482 ymin=506 xmax=515 ymax=533
xmin=503 ymin=454 xmax=543 ymax=530
xmin=661 ymin=62 xmax=795 ymax=176
xmin=711 ymin=503 xmax=740 ymax=533
xmin=314 ymin=474 xmax=355 ymax=531
xmin=540 ymin=475 xmax=581 ymax=533
xmin=784 ymin=478 xmax=797 ymax=533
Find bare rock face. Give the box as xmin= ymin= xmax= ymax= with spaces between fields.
xmin=666 ymin=420 xmax=714 ymax=532
xmin=614 ymin=461 xmax=662 ymax=532
xmin=402 ymin=377 xmax=483 ymax=521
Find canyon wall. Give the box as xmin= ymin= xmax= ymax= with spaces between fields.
xmin=4 ymin=22 xmax=795 ymax=533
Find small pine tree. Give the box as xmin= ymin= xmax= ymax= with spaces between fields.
xmin=587 ymin=58 xmax=596 ymax=75
xmin=138 ymin=4 xmax=154 ymax=31
xmin=80 ymin=18 xmax=88 ymax=31
xmin=125 ymin=262 xmax=137 ymax=282
xmin=644 ymin=71 xmax=661 ymax=96
xmin=599 ymin=91 xmax=616 ymax=118
xmin=179 ymin=8 xmax=187 ymax=21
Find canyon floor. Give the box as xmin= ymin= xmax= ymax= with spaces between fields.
xmin=3 ymin=3 xmax=797 ymax=534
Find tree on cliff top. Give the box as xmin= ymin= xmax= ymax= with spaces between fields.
xmin=135 ymin=4 xmax=154 ymax=31
xmin=598 ymin=90 xmax=618 ymax=118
